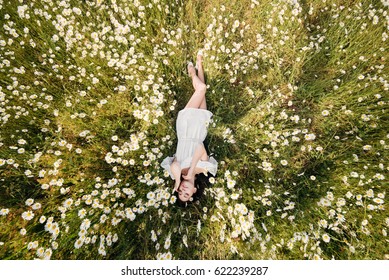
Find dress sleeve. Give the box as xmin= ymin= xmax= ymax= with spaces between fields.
xmin=196 ymin=156 xmax=218 ymax=176
xmin=161 ymin=155 xmax=176 ymax=179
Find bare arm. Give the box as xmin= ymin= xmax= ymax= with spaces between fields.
xmin=170 ymin=158 xmax=181 ymax=193
xmin=184 ymin=143 xmax=207 ymax=179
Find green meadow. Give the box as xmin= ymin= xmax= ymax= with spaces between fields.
xmin=0 ymin=0 xmax=387 ymax=260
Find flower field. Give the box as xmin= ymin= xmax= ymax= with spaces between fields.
xmin=0 ymin=0 xmax=388 ymax=260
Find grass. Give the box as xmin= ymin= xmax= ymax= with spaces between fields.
xmin=0 ymin=0 xmax=388 ymax=260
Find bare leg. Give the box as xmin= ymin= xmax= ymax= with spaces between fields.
xmin=185 ymin=63 xmax=207 ymax=109
xmin=196 ymin=54 xmax=207 ymax=110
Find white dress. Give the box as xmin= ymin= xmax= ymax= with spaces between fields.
xmin=161 ymin=108 xmax=218 ymax=179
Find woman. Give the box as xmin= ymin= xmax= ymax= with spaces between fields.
xmin=161 ymin=51 xmax=218 ymax=204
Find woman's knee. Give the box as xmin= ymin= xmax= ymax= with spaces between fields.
xmin=197 ymin=82 xmax=207 ymax=94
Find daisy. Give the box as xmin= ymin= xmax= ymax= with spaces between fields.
xmin=25 ymin=198 xmax=34 ymax=206
xmin=169 ymin=196 xmax=176 ymax=204
xmin=22 ymin=211 xmax=34 ymax=221
xmin=164 ymin=237 xmax=171 ymax=250
xmin=43 ymin=249 xmax=52 ymax=260
xmin=373 ymin=198 xmax=384 ymax=204
xmin=319 ymin=219 xmax=328 ymax=228
xmin=322 ymin=234 xmax=330 ymax=243
xmin=36 ymin=247 xmax=45 ymax=258
xmin=74 ymin=239 xmax=83 ymax=249
xmin=27 ymin=242 xmax=35 ymax=250
xmin=367 ymin=204 xmax=376 ymax=210
xmin=147 ymin=192 xmax=155 ymax=200
xmin=304 ymin=133 xmax=316 ymax=141
xmin=182 ymin=235 xmax=188 ymax=248
xmin=151 ymin=230 xmax=157 ymax=242
xmin=32 ymin=203 xmax=41 ymax=210
xmin=363 ymin=145 xmax=372 ymax=151
xmin=63 ymin=198 xmax=73 ymax=208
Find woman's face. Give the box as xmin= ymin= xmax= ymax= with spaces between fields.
xmin=178 ymin=180 xmax=197 ymax=202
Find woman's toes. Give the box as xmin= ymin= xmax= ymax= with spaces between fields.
xmin=196 ymin=51 xmax=203 ymax=69
xmin=187 ymin=62 xmax=196 ymax=76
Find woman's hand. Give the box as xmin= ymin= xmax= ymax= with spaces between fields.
xmin=182 ymin=168 xmax=194 ymax=181
xmin=173 ymin=180 xmax=180 ymax=194
xmin=170 ymin=160 xmax=181 ymax=194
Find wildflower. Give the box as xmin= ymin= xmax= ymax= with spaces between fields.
xmin=350 ymin=171 xmax=359 ymax=178
xmin=165 ymin=251 xmax=172 ymax=260
xmin=321 ymin=110 xmax=330 ymax=116
xmin=182 ymin=235 xmax=188 ymax=248
xmin=169 ymin=196 xmax=176 ymax=204
xmin=373 ymin=173 xmax=385 ymax=180
xmin=25 ymin=198 xmax=34 ymax=206
xmin=27 ymin=241 xmax=38 ymax=250
xmin=262 ymin=161 xmax=273 ymax=172
xmin=151 ymin=230 xmax=157 ymax=242
xmin=80 ymin=219 xmax=91 ymax=230
xmin=147 ymin=192 xmax=155 ymax=200
xmin=226 ymin=178 xmax=236 ymax=189
xmin=164 ymin=236 xmax=171 ymax=250
xmin=280 ymin=159 xmax=288 ymax=166
xmin=63 ymin=198 xmax=73 ymax=209
xmin=322 ymin=234 xmax=330 ymax=243
xmin=43 ymin=249 xmax=52 ymax=260
xmin=366 ymin=189 xmax=374 ymax=198
xmin=78 ymin=209 xmax=87 ymax=218
xmin=367 ymin=204 xmax=376 ymax=210
xmin=0 ymin=209 xmax=9 ymax=216
xmin=304 ymin=133 xmax=316 ymax=141
xmin=36 ymin=247 xmax=45 ymax=258
xmin=319 ymin=219 xmax=328 ymax=228
xmin=74 ymin=239 xmax=84 ymax=249
xmin=363 ymin=145 xmax=372 ymax=151
xmin=22 ymin=211 xmax=34 ymax=221
xmin=373 ymin=198 xmax=384 ymax=204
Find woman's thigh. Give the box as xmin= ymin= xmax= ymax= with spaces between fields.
xmin=184 ymin=90 xmax=205 ymax=109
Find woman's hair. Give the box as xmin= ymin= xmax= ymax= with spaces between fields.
xmin=174 ymin=172 xmax=214 ymax=207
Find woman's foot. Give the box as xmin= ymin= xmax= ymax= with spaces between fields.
xmin=195 ymin=50 xmax=203 ymax=70
xmin=187 ymin=61 xmax=196 ymax=77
